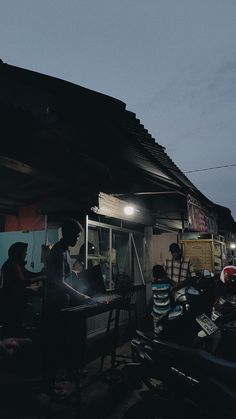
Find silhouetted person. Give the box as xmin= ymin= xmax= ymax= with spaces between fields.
xmin=1 ymin=242 xmax=44 ymax=337
xmin=45 ymin=219 xmax=85 ymax=311
xmin=43 ymin=219 xmax=88 ymax=394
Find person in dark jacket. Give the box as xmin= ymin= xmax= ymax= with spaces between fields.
xmin=1 ymin=242 xmax=44 ymax=337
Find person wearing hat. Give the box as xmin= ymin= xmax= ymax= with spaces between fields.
xmin=165 ymin=243 xmax=196 ymax=290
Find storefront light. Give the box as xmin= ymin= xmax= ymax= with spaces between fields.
xmin=230 ymin=243 xmax=236 ymax=249
xmin=124 ymin=205 xmax=135 ymax=216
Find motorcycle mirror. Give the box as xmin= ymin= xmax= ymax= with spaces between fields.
xmin=174 ymin=287 xmax=187 ymax=302
xmin=168 ymin=305 xmax=183 ymax=320
xmin=202 ymin=269 xmax=214 ymax=278
xmin=198 ymin=330 xmax=207 ymax=338
xmin=176 ymin=294 xmax=188 ymax=303
xmin=187 ymin=287 xmax=200 ymax=296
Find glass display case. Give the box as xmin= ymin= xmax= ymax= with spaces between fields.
xmin=84 ymin=217 xmax=145 ymax=289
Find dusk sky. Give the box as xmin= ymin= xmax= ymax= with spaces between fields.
xmin=1 ymin=1 xmax=236 ymax=217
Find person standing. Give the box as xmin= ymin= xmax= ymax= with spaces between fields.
xmin=165 ymin=243 xmax=196 ymax=290
xmin=43 ymin=218 xmax=88 ymax=394
xmin=44 ymin=218 xmax=85 ymax=312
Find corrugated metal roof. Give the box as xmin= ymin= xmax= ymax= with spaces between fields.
xmin=121 ymin=110 xmax=202 ymax=193
xmin=0 ymin=60 xmax=233 ymax=229
xmin=123 ymin=142 xmax=179 ymax=185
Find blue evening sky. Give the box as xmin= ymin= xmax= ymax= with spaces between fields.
xmin=1 ymin=0 xmax=236 ymax=217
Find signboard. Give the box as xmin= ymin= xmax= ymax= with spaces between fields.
xmin=92 ymin=192 xmax=153 ymax=225
xmin=187 ymin=195 xmax=217 ymax=234
xmin=182 ymin=240 xmax=213 ymax=272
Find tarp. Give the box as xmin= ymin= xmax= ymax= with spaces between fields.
xmin=5 ymin=202 xmax=45 ymax=232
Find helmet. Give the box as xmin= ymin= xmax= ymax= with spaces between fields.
xmin=220 ymin=266 xmax=236 ymax=285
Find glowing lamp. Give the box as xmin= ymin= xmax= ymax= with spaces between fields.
xmin=124 ymin=206 xmax=135 ymax=216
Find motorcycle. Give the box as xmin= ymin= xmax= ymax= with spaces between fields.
xmin=123 ymin=329 xmax=236 ymax=419
xmin=204 ymin=265 xmax=236 ymax=361
xmin=154 ymin=270 xmax=216 ymax=346
xmin=122 ymin=271 xmax=236 ymax=418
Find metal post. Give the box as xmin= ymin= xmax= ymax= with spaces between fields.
xmin=129 ymin=232 xmax=132 ymax=280
xmin=44 ymin=214 xmax=48 ymax=245
xmin=109 ymin=227 xmax=112 ymax=288
xmin=131 ymin=233 xmax=145 ymax=285
xmin=85 ymin=215 xmax=88 ymax=270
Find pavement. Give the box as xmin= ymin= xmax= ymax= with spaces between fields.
xmin=0 ymin=340 xmax=144 ymax=419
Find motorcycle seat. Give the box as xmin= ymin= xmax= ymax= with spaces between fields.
xmin=151 ymin=335 xmax=236 ymax=386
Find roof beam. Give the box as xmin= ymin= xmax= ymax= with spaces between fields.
xmin=0 ymin=156 xmax=66 ymax=187
xmin=113 ymin=190 xmax=186 ymax=197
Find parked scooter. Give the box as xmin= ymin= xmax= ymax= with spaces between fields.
xmin=212 ymin=266 xmax=236 ymax=322
xmin=209 ymin=266 xmax=236 ymax=361
xmin=154 ymin=270 xmax=216 ymax=346
xmin=159 ymin=266 xmax=236 ymax=359
xmin=123 ymin=329 xmax=236 ymax=419
xmin=123 ymin=270 xmax=236 ymax=418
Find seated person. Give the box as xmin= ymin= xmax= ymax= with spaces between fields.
xmin=0 ymin=337 xmax=32 ymax=359
xmin=151 ymin=265 xmax=173 ymax=334
xmin=1 ymin=242 xmax=44 ymax=337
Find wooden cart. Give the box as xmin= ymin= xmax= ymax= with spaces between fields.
xmin=181 ymin=235 xmax=226 ymax=274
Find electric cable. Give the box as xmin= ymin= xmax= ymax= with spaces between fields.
xmin=184 ymin=163 xmax=236 ymax=174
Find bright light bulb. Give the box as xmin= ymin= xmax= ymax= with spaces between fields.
xmin=124 ymin=206 xmax=135 ymax=216
xmin=230 ymin=243 xmax=236 ymax=249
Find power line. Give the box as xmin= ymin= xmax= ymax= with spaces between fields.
xmin=184 ymin=163 xmax=236 ymax=174
xmin=219 ymin=201 xmax=236 ymax=204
